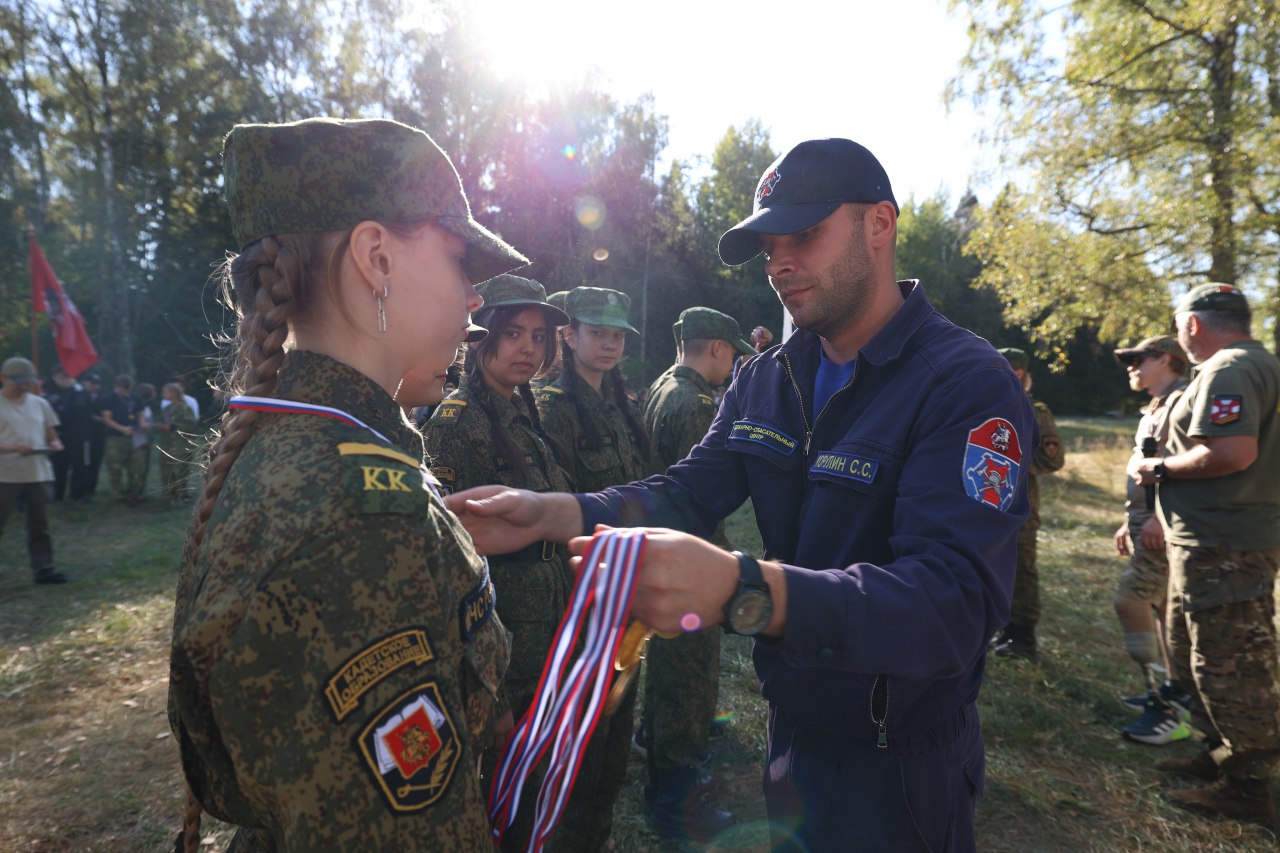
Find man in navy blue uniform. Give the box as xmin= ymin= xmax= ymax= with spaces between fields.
xmin=448 ymin=138 xmax=1035 ymax=851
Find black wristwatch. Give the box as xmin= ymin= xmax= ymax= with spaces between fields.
xmin=724 ymin=551 xmax=773 ymax=636
xmin=1154 ymin=462 xmax=1168 ymax=482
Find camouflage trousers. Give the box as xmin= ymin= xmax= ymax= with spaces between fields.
xmin=1166 ymin=543 xmax=1280 ymax=780
xmin=642 ymin=626 xmax=721 ymax=775
xmin=1008 ymin=520 xmax=1040 ymax=627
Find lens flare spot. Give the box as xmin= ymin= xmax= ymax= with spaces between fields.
xmin=592 ymin=248 xmax=610 ymax=262
xmin=575 ymin=195 xmax=606 ymax=231
xmin=680 ymin=612 xmax=702 ymax=632
xmin=562 ymin=144 xmax=577 ymax=160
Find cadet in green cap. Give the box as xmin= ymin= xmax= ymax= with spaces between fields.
xmin=992 ymin=347 xmax=1065 ymax=659
xmin=423 ymin=274 xmax=573 ymax=851
xmin=635 ymin=307 xmax=753 ymax=840
xmin=168 ymin=117 xmax=527 ymax=852
xmin=534 ymin=285 xmax=650 ymax=849
xmin=1130 ymin=283 xmax=1280 ymax=820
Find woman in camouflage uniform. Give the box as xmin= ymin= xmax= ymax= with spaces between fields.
xmin=168 ymin=118 xmax=525 ymax=852
xmin=424 ymin=274 xmax=573 ymax=851
xmin=533 ymin=285 xmax=651 ymax=850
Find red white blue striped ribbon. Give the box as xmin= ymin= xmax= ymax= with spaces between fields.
xmin=227 ymin=396 xmax=394 ymax=444
xmin=488 ymin=529 xmax=646 ymax=851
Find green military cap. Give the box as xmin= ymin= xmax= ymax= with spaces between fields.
xmin=1 ymin=356 xmax=37 ymax=381
xmin=998 ymin=347 xmax=1029 ymax=371
xmin=1174 ymin=282 xmax=1250 ymax=315
xmin=222 ymin=117 xmax=529 ymax=285
xmin=674 ymin=307 xmax=755 ymax=356
xmin=565 ymin=287 xmax=638 ymax=333
xmin=546 ymin=290 xmax=571 ymax=314
xmin=476 ymin=275 xmax=570 ymax=326
xmin=1113 ymin=334 xmax=1185 ymax=365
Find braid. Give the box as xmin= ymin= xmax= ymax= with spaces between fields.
xmin=609 ymin=367 xmax=652 ymax=461
xmin=562 ymin=338 xmax=604 ymax=451
xmin=191 ymin=236 xmax=300 ymax=552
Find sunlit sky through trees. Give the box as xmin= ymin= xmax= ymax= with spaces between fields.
xmin=431 ymin=0 xmax=994 ymax=204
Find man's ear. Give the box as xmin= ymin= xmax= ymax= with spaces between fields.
xmin=348 ymin=220 xmax=391 ymax=285
xmin=866 ymin=200 xmax=897 ymax=250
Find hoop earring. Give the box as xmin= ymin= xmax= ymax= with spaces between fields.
xmin=376 ymin=285 xmax=388 ymax=333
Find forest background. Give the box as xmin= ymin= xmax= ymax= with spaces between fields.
xmin=3 ymin=0 xmax=1280 ymax=416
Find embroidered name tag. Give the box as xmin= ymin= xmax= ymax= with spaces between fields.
xmin=325 ymin=629 xmax=435 ymax=721
xmin=728 ymin=420 xmax=798 ymax=456
xmin=357 ymin=682 xmax=461 ymax=812
xmin=494 ymin=453 xmax=536 ymax=471
xmin=809 ymin=451 xmax=878 ymax=485
xmin=460 ymin=567 xmax=495 ymax=641
xmin=577 ymin=435 xmax=615 ymax=449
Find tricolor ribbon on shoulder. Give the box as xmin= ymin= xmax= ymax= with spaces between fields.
xmin=487 ymin=529 xmax=646 ymax=851
xmin=227 ymin=395 xmax=393 ymax=444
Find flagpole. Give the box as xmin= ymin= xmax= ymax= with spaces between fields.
xmin=27 ymin=224 xmax=38 ymax=375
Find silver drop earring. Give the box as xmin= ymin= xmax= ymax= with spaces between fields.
xmin=376 ymin=284 xmax=388 ymax=333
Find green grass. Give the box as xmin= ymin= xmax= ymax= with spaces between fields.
xmin=2 ymin=424 xmax=1277 ymax=850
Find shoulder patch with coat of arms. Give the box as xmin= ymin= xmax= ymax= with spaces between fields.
xmin=356 ymin=682 xmax=462 ymax=812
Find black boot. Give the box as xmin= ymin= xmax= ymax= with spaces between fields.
xmin=644 ymin=765 xmax=735 ymax=842
xmin=993 ymin=622 xmax=1036 ymax=659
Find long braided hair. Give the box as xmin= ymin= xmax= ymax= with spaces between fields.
xmin=464 ymin=304 xmax=558 ymax=479
xmin=560 ymin=320 xmax=651 ymax=461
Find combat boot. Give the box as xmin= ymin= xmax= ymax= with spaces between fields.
xmin=1166 ymin=776 xmax=1276 ymax=822
xmin=992 ymin=623 xmax=1037 ymax=660
xmin=644 ymin=764 xmax=735 ymax=842
xmin=1155 ymin=750 xmax=1221 ymax=782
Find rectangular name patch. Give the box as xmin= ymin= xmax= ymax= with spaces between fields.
xmin=460 ymin=566 xmax=496 ymax=641
xmin=809 ymin=452 xmax=879 ymax=485
xmin=728 ymin=420 xmax=798 ymax=456
xmin=326 ymin=629 xmax=435 ymax=721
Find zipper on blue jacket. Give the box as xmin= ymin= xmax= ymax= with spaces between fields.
xmin=871 ymin=674 xmax=890 ymax=748
xmin=781 ymin=353 xmax=859 ymax=457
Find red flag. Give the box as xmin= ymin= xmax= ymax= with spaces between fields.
xmin=28 ymin=231 xmax=99 ymax=378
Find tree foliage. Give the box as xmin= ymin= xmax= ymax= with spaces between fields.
xmin=950 ymin=0 xmax=1280 ymax=357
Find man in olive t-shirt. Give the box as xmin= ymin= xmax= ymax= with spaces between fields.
xmin=1131 ymin=283 xmax=1280 ymax=822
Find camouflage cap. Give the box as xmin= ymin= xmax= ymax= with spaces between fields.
xmin=1 ymin=356 xmax=37 ymax=381
xmin=546 ymin=290 xmax=571 ymax=314
xmin=998 ymin=347 xmax=1029 ymax=371
xmin=1174 ymin=282 xmax=1250 ymax=315
xmin=222 ymin=117 xmax=529 ymax=284
xmin=1114 ymin=335 xmax=1186 ymax=364
xmin=674 ymin=307 xmax=755 ymax=356
xmin=565 ymin=287 xmax=638 ymax=333
xmin=476 ymin=275 xmax=570 ymax=326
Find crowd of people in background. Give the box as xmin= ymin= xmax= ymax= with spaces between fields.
xmin=0 ymin=361 xmax=205 ymax=586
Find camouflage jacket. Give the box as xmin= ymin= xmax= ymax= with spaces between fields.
xmin=643 ymin=364 xmax=729 ymax=548
xmin=535 ymin=374 xmax=649 ymax=492
xmin=168 ymin=350 xmax=509 ymax=851
xmin=424 ymin=375 xmax=574 ymax=712
xmin=1025 ymin=397 xmax=1065 ymax=526
xmin=157 ymin=399 xmax=198 ymax=454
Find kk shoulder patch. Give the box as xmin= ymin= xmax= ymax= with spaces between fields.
xmin=963 ymin=417 xmax=1022 ymax=511
xmin=357 ymin=682 xmax=461 ymax=811
xmin=1210 ymin=395 xmax=1242 ymax=425
xmin=697 ymin=393 xmax=715 ymax=407
xmin=325 ymin=629 xmax=435 ymax=721
xmin=434 ymin=400 xmax=467 ymax=421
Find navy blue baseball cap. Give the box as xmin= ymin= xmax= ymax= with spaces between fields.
xmin=717 ymin=138 xmax=898 ymax=266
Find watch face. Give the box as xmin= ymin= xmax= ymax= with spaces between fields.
xmin=729 ymin=590 xmax=772 ymax=635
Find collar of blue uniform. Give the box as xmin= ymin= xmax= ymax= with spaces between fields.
xmin=775 ymin=279 xmax=929 ymax=368
xmin=273 ymin=350 xmax=422 ymax=456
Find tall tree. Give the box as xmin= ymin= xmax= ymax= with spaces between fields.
xmin=950 ymin=0 xmax=1280 ymax=356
